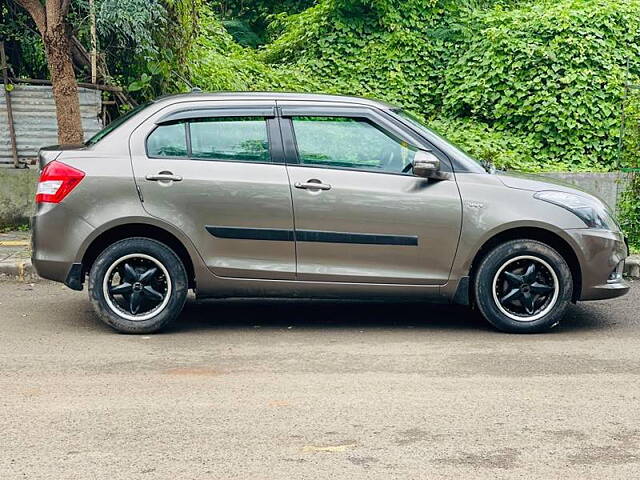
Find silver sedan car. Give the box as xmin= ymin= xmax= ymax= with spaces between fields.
xmin=31 ymin=92 xmax=629 ymax=333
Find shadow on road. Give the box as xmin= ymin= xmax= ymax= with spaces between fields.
xmin=165 ymin=297 xmax=491 ymax=333
xmin=153 ymin=297 xmax=622 ymax=334
xmin=159 ymin=293 xmax=625 ymax=335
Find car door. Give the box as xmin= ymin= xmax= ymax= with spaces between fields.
xmin=279 ymin=103 xmax=462 ymax=285
xmin=129 ymin=101 xmax=296 ymax=280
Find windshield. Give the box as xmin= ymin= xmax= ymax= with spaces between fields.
xmin=393 ymin=109 xmax=487 ymax=173
xmin=85 ymin=101 xmax=153 ymax=146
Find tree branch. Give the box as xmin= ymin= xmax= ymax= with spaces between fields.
xmin=14 ymin=0 xmax=46 ymax=34
xmin=60 ymin=0 xmax=71 ymax=16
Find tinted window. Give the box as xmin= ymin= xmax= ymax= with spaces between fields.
xmin=291 ymin=116 xmax=416 ymax=173
xmin=190 ymin=117 xmax=270 ymax=162
xmin=147 ymin=122 xmax=188 ymax=158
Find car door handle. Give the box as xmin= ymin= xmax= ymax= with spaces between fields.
xmin=145 ymin=173 xmax=183 ymax=182
xmin=294 ymin=181 xmax=331 ymax=191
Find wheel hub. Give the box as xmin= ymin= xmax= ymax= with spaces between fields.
xmin=492 ymin=255 xmax=559 ymax=322
xmin=102 ymin=253 xmax=172 ymax=321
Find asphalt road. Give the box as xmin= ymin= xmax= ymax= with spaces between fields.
xmin=1 ymin=280 xmax=639 ymax=479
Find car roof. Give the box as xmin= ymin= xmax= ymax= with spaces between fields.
xmin=153 ymin=91 xmax=397 ymax=110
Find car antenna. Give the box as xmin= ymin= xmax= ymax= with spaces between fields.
xmin=170 ymin=70 xmax=200 ymax=92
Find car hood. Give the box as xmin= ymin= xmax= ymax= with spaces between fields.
xmin=496 ymin=171 xmax=609 ymax=207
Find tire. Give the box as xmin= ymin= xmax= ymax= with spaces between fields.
xmin=473 ymin=239 xmax=573 ymax=333
xmin=88 ymin=237 xmax=188 ymax=334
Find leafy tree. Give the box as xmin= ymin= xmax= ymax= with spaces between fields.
xmin=94 ymin=0 xmax=203 ymax=98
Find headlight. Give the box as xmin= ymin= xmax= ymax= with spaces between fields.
xmin=534 ymin=190 xmax=618 ymax=230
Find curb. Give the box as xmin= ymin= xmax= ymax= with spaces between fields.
xmin=1 ymin=258 xmax=639 ymax=282
xmin=0 ymin=260 xmax=38 ymax=281
xmin=626 ymin=257 xmax=640 ymax=279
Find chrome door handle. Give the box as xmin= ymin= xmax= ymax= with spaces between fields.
xmin=294 ymin=181 xmax=331 ymax=191
xmin=145 ymin=173 xmax=183 ymax=182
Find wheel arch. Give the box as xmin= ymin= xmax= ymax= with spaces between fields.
xmin=81 ymin=223 xmax=197 ymax=289
xmin=468 ymin=226 xmax=582 ymax=303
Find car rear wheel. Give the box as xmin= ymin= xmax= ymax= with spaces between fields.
xmin=88 ymin=237 xmax=188 ymax=333
xmin=473 ymin=239 xmax=573 ymax=333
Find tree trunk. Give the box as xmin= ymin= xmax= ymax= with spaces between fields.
xmin=43 ymin=21 xmax=84 ymax=145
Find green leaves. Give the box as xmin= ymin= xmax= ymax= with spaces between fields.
xmin=128 ymin=73 xmax=151 ymax=92
xmin=186 ymin=0 xmax=640 ymax=174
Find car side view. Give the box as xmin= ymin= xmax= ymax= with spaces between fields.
xmin=31 ymin=92 xmax=629 ymax=333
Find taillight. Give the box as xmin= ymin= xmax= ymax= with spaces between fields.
xmin=35 ymin=161 xmax=85 ymax=204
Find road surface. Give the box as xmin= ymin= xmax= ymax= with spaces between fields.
xmin=1 ymin=280 xmax=639 ymax=479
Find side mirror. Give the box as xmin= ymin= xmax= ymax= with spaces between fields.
xmin=412 ymin=150 xmax=442 ymax=178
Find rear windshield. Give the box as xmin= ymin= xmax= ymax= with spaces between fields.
xmin=85 ymin=102 xmax=153 ymax=146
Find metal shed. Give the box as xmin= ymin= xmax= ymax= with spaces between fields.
xmin=0 ymin=84 xmax=103 ymax=165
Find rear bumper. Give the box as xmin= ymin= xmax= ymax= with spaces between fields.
xmin=566 ymin=228 xmax=630 ymax=301
xmin=31 ymin=203 xmax=94 ymax=285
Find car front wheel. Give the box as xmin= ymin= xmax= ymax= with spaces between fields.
xmin=88 ymin=237 xmax=188 ymax=333
xmin=473 ymin=239 xmax=573 ymax=333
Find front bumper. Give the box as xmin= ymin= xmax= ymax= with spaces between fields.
xmin=566 ymin=228 xmax=631 ymax=301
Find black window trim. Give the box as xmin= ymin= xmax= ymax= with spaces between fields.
xmin=156 ymin=106 xmax=276 ymax=124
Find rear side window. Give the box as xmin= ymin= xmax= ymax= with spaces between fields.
xmin=147 ymin=122 xmax=188 ymax=158
xmin=146 ymin=116 xmax=270 ymax=162
xmin=190 ymin=117 xmax=270 ymax=163
xmin=291 ymin=116 xmax=416 ymax=173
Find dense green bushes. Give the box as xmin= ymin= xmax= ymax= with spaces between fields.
xmin=189 ymin=0 xmax=640 ymax=173
xmin=618 ymin=89 xmax=640 ymax=251
xmin=441 ymin=0 xmax=640 ymax=171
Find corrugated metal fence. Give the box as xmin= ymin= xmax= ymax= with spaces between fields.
xmin=0 ymin=85 xmax=103 ymax=164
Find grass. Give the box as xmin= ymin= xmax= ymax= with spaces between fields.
xmin=0 ymin=223 xmax=30 ymax=234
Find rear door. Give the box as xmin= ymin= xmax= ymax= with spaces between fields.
xmin=280 ymin=103 xmax=462 ymax=285
xmin=129 ymin=101 xmax=296 ymax=280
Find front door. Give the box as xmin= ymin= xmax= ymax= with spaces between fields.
xmin=281 ymin=107 xmax=462 ymax=285
xmin=129 ymin=102 xmax=296 ymax=280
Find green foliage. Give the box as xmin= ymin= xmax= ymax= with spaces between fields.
xmin=187 ymin=12 xmax=284 ymax=91
xmin=211 ymin=0 xmax=315 ymax=42
xmin=617 ymin=89 xmax=640 ymax=249
xmin=222 ymin=20 xmax=262 ymax=47
xmin=188 ymin=0 xmax=640 ymax=173
xmin=96 ymin=0 xmax=166 ymax=55
xmin=618 ymin=174 xmax=640 ymax=251
xmin=0 ymin=1 xmax=47 ymax=78
xmin=427 ymin=117 xmax=542 ymax=172
xmin=94 ymin=0 xmax=204 ymax=98
xmin=441 ymin=0 xmax=640 ymax=171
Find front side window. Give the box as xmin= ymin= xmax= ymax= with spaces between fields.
xmin=190 ymin=117 xmax=270 ymax=163
xmin=146 ymin=122 xmax=188 ymax=158
xmin=291 ymin=116 xmax=416 ymax=173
